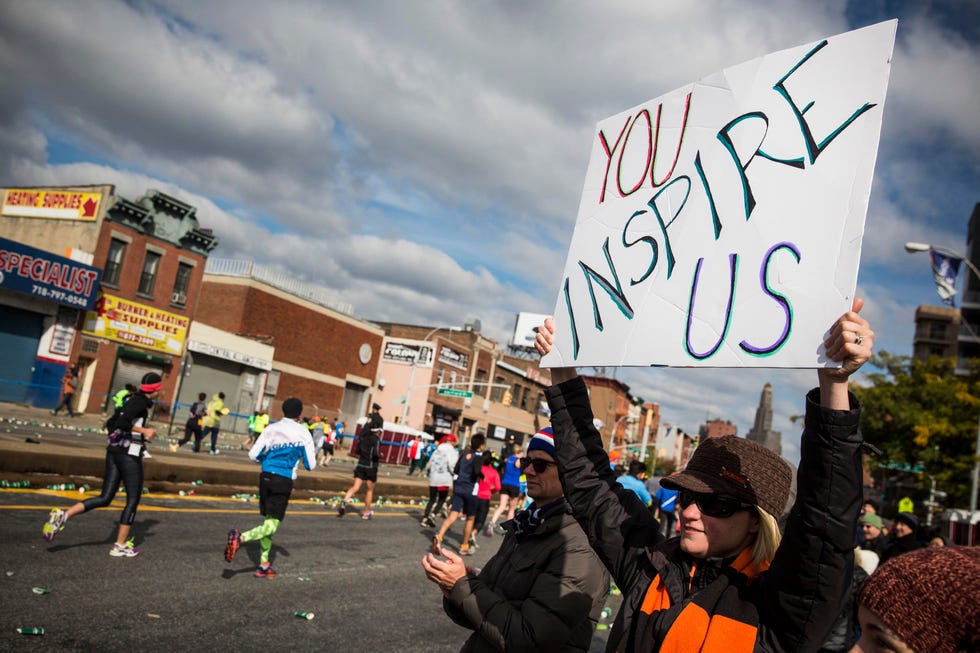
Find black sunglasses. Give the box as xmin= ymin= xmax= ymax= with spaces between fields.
xmin=678 ymin=489 xmax=754 ymax=518
xmin=519 ymin=457 xmax=558 ymax=474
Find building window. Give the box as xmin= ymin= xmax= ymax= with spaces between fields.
xmin=171 ymin=262 xmax=192 ymax=307
xmin=103 ymin=239 xmax=127 ymax=287
xmin=928 ymin=322 xmax=947 ymax=339
xmin=138 ymin=251 xmax=162 ymax=296
xmin=491 ymin=376 xmax=506 ymax=402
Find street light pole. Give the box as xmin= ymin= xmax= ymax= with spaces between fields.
xmin=400 ymin=326 xmax=461 ymax=426
xmin=906 ymin=241 xmax=980 ymax=512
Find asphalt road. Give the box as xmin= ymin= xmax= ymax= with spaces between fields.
xmin=0 ymin=487 xmax=619 ymax=652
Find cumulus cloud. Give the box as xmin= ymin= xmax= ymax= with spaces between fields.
xmin=0 ymin=0 xmax=976 ymax=466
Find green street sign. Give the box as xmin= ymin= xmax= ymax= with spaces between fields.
xmin=437 ymin=388 xmax=473 ymax=398
xmin=878 ymin=461 xmax=925 ymax=473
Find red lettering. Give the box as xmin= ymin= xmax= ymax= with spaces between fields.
xmin=58 ymin=263 xmax=72 ymax=289
xmin=597 ymin=93 xmax=693 ymax=204
xmin=4 ymin=252 xmax=20 ymax=273
xmin=6 ymin=191 xmax=40 ymax=207
xmin=30 ymin=258 xmax=47 ymax=281
xmin=616 ymin=110 xmax=653 ymax=198
xmin=43 ymin=262 xmax=58 ymax=285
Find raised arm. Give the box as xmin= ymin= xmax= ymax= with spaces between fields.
xmin=760 ymin=297 xmax=873 ymax=650
xmin=817 ymin=297 xmax=873 ymax=408
xmin=535 ymin=318 xmax=662 ymax=585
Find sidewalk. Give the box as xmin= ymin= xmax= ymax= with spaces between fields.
xmin=0 ymin=402 xmax=433 ymax=501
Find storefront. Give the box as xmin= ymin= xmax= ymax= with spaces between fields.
xmin=0 ymin=236 xmax=101 ymax=407
xmin=176 ymin=322 xmax=274 ymax=434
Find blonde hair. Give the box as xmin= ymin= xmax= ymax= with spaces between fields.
xmin=749 ymin=507 xmax=781 ymax=567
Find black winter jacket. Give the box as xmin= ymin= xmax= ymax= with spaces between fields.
xmin=546 ymin=377 xmax=864 ymax=653
xmin=443 ymin=502 xmax=609 ymax=652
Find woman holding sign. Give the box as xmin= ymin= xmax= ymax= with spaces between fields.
xmin=535 ymin=299 xmax=873 ymax=652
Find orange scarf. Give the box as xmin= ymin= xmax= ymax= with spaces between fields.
xmin=640 ymin=548 xmax=770 ymax=652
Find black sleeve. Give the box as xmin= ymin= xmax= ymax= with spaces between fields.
xmin=546 ymin=377 xmax=662 ymax=587
xmin=758 ymin=388 xmax=863 ymax=652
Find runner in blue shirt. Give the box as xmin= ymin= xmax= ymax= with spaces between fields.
xmin=224 ymin=397 xmax=318 ymax=578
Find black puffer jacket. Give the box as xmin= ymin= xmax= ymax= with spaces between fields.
xmin=546 ymin=377 xmax=864 ymax=653
xmin=443 ymin=502 xmax=610 ymax=652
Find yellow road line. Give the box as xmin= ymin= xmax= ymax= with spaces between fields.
xmin=0 ymin=503 xmax=412 ymax=516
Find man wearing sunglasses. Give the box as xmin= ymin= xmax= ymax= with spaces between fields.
xmin=422 ymin=427 xmax=609 ymax=651
xmin=535 ymin=299 xmax=875 ymax=652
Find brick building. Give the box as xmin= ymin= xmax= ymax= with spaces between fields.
xmin=580 ymin=374 xmax=634 ymax=452
xmin=0 ymin=186 xmax=217 ymax=413
xmin=912 ymin=304 xmax=960 ymax=362
xmin=79 ymin=191 xmax=217 ymax=414
xmin=372 ymin=322 xmax=550 ymax=448
xmin=700 ymin=418 xmax=737 ymax=440
xmin=193 ymin=261 xmax=385 ymax=428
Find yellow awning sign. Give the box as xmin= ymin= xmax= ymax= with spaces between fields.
xmin=84 ymin=294 xmax=188 ymax=355
xmin=3 ymin=189 xmax=103 ymax=221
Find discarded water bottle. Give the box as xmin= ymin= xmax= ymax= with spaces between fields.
xmin=17 ymin=627 xmax=44 ymax=635
xmin=294 ymin=611 xmax=315 ymax=620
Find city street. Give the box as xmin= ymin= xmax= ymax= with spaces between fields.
xmin=1 ymin=483 xmax=619 ymax=653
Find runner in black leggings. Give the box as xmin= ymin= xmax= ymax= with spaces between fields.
xmin=42 ymin=372 xmax=162 ymax=557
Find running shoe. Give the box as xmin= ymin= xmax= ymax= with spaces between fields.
xmin=225 ymin=528 xmax=242 ymax=562
xmin=337 ymin=501 xmax=347 ymax=517
xmin=459 ymin=546 xmax=474 ymax=557
xmin=420 ymin=516 xmax=436 ymax=528
xmin=469 ymin=534 xmax=478 ymax=550
xmin=42 ymin=508 xmax=67 ymax=542
xmin=254 ymin=564 xmax=277 ymax=578
xmin=483 ymin=524 xmax=495 ymax=537
xmin=361 ymin=510 xmax=374 ymax=520
xmin=110 ymin=541 xmax=140 ymax=557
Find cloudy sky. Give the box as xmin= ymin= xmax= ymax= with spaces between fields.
xmin=1 ymin=0 xmax=977 ymax=465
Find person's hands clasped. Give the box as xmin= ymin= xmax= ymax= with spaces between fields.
xmin=820 ymin=297 xmax=874 ymax=382
xmin=422 ymin=548 xmax=470 ymax=597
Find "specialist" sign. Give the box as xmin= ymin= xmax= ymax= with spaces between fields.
xmin=0 ymin=236 xmax=101 ymax=310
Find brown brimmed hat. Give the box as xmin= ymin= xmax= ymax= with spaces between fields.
xmin=660 ymin=435 xmax=792 ymax=517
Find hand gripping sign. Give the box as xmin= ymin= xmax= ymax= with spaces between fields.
xmin=543 ymin=21 xmax=896 ymax=369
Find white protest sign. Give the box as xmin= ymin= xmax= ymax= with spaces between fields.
xmin=543 ymin=21 xmax=896 ymax=369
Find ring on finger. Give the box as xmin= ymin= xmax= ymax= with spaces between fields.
xmin=854 ymin=333 xmax=863 ymax=346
